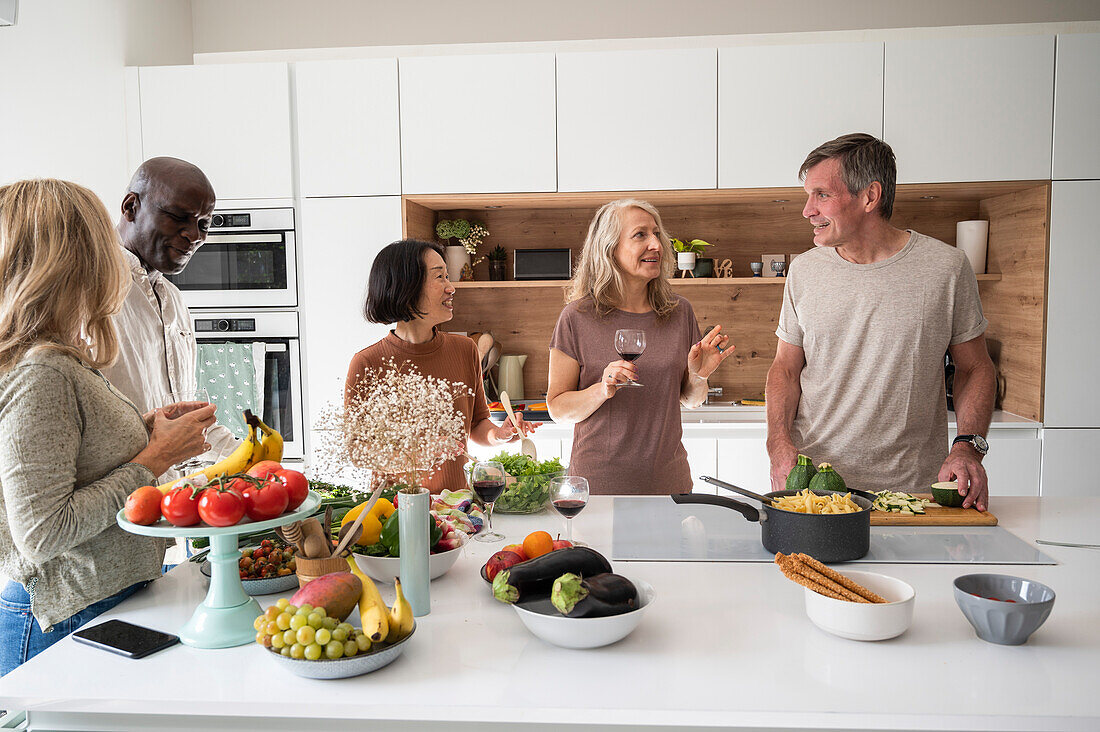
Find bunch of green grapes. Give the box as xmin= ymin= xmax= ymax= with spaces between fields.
xmin=254 ymin=598 xmax=373 ymax=660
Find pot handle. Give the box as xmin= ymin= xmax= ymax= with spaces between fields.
xmin=671 ymin=492 xmax=761 ymax=523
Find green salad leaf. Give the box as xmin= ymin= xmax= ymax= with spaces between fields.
xmin=489 ymin=451 xmax=565 ymax=513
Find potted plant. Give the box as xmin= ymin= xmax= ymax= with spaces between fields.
xmin=436 ymin=219 xmax=469 ymax=281
xmin=487 ymin=245 xmax=507 ymax=281
xmin=670 ymin=238 xmax=713 ymax=276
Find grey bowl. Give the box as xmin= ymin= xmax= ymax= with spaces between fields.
xmin=264 ymin=623 xmax=415 ymax=679
xmin=953 ymin=574 xmax=1055 ymax=645
xmin=199 ymin=561 xmax=299 ymax=596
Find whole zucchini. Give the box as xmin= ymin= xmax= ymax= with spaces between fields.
xmin=492 ymin=546 xmax=612 ymax=604
xmin=785 ymin=454 xmax=817 ymax=492
xmin=808 ymin=462 xmax=847 ymax=493
xmin=551 ymin=573 xmax=637 ymax=618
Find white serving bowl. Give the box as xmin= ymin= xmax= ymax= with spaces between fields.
xmin=803 ymin=570 xmax=915 ymax=641
xmin=511 ymin=577 xmax=655 ymax=649
xmin=352 ymin=542 xmax=464 ymax=582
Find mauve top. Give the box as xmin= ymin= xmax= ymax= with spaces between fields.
xmin=549 ymin=296 xmax=701 ymax=495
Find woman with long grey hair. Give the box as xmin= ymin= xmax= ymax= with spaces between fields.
xmin=546 ymin=199 xmax=733 ymax=494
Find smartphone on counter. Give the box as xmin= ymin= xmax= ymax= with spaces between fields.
xmin=72 ymin=619 xmax=180 ymax=659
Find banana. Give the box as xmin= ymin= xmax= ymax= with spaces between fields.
xmin=246 ymin=410 xmax=284 ymax=463
xmin=346 ymin=555 xmax=389 ymax=643
xmin=153 ymin=421 xmax=259 ymax=494
xmin=388 ymin=578 xmax=414 ymax=642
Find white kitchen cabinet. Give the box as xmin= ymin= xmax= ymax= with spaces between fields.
xmin=1041 ymin=428 xmax=1100 ymax=496
xmin=1053 ymin=33 xmax=1100 ymax=180
xmin=715 ymin=429 xmax=771 ymax=495
xmin=684 ymin=437 xmax=718 ymax=494
xmin=884 ymin=35 xmax=1054 ymax=183
xmin=399 ymin=53 xmax=556 ymax=194
xmin=298 ymin=196 xmax=403 ymax=447
xmin=1044 ymin=181 xmax=1100 ymax=428
xmin=556 ymin=49 xmax=717 ymax=192
xmin=294 ymin=59 xmax=401 ymax=197
xmin=948 ymin=428 xmax=1041 ymax=497
xmin=137 ymin=63 xmax=293 ymax=200
xmin=719 ymin=43 xmax=883 ymax=189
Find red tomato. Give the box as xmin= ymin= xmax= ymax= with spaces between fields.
xmin=197 ymin=486 xmax=246 ymax=527
xmin=247 ymin=460 xmax=283 ymax=481
xmin=241 ymin=477 xmax=289 ymax=521
xmin=161 ymin=484 xmax=202 ymax=527
xmin=124 ymin=485 xmax=163 ymax=525
xmin=275 ymin=469 xmax=308 ymax=510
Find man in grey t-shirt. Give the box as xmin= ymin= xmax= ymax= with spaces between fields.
xmin=765 ymin=134 xmax=996 ymax=510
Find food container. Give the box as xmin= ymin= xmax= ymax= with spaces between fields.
xmin=802 ymin=570 xmax=915 ymax=641
xmin=511 ymin=577 xmax=655 ymax=649
xmin=294 ymin=553 xmax=349 ymax=589
xmin=494 ymin=469 xmax=565 ymax=514
xmin=264 ymin=624 xmax=415 ymax=679
xmin=351 ymin=542 xmax=464 ymax=582
xmin=953 ymin=573 xmax=1055 ymax=645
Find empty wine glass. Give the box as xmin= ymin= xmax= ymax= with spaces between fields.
xmin=548 ymin=475 xmax=589 ymax=545
xmin=613 ymin=329 xmax=646 ymax=387
xmin=771 ymin=260 xmax=786 ymax=277
xmin=155 ymin=388 xmax=212 ymax=472
xmin=471 ymin=460 xmax=506 ymax=542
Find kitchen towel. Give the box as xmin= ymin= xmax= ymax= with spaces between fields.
xmin=196 ymin=342 xmax=264 ymax=440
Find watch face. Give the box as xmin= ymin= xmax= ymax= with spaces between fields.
xmin=974 ymin=435 xmax=989 ymax=453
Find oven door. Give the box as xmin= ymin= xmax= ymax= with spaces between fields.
xmin=168 ymin=231 xmax=297 ymax=308
xmin=195 ymin=336 xmax=304 ymax=461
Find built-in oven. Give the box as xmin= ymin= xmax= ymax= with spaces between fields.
xmin=168 ymin=207 xmax=296 ymax=309
xmin=193 ymin=310 xmax=304 ymax=460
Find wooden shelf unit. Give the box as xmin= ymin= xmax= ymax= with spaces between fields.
xmin=404 ymin=182 xmax=1047 ymax=420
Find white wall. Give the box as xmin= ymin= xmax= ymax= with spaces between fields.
xmin=0 ymin=0 xmax=192 ymax=207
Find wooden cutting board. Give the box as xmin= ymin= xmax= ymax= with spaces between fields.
xmin=869 ymin=494 xmax=998 ymax=526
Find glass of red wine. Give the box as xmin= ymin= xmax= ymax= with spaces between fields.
xmin=471 ymin=460 xmax=506 ymax=543
xmin=548 ymin=475 xmax=590 ymax=545
xmin=614 ymin=329 xmax=646 ymax=387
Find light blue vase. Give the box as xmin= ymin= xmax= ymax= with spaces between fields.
xmin=398 ymin=488 xmax=431 ymax=616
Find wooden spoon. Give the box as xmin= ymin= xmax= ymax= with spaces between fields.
xmin=476 ymin=332 xmax=494 ymax=371
xmin=330 ymin=487 xmax=383 ymax=558
xmin=499 ymin=391 xmax=537 ymax=460
xmin=301 ymin=518 xmax=330 ymax=559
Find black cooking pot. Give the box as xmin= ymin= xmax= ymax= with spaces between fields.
xmin=671 ymin=477 xmax=873 ymax=562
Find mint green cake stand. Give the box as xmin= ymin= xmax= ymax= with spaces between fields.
xmin=116 ymin=490 xmax=321 ymax=649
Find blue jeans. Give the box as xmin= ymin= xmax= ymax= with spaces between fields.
xmin=0 ymin=580 xmax=149 ymax=676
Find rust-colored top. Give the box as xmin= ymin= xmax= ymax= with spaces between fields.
xmin=345 ymin=330 xmax=490 ymax=494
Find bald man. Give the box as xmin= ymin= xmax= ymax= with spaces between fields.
xmin=102 ymin=157 xmax=238 ymax=478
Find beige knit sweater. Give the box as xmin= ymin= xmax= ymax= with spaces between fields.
xmin=0 ymin=349 xmax=164 ymax=629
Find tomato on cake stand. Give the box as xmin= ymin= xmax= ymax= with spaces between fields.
xmin=116 ymin=490 xmax=321 ymax=649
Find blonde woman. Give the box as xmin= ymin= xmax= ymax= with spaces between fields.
xmin=546 ymin=199 xmax=733 ymax=494
xmin=0 ymin=179 xmax=214 ymax=675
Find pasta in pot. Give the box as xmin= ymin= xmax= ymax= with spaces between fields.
xmin=772 ymin=489 xmax=863 ymax=514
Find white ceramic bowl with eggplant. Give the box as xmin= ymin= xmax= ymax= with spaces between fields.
xmin=511 ymin=576 xmax=655 ymax=649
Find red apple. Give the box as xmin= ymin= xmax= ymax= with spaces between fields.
xmin=552 ymin=539 xmax=573 ymax=550
xmin=502 ymin=543 xmax=527 ymax=561
xmin=481 ymin=550 xmax=524 ymax=582
xmin=246 ymin=460 xmax=283 ymax=481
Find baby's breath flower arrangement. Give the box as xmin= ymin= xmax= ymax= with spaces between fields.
xmin=314 ymin=361 xmax=471 ymax=494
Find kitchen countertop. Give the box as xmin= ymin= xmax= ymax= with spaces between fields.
xmin=2 ymin=496 xmax=1096 ymax=731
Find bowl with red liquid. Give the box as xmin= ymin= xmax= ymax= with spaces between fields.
xmin=953 ymin=573 xmax=1055 ymax=645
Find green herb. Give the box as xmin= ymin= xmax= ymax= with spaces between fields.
xmin=489 ymin=451 xmax=565 ymax=513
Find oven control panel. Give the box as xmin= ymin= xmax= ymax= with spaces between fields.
xmin=195 ymin=318 xmax=256 ymax=333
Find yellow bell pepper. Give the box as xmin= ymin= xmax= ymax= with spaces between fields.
xmin=340 ymin=497 xmax=395 ymax=546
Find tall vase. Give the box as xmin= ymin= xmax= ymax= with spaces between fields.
xmin=398 ymin=487 xmax=431 ymax=617
xmin=444 ymin=245 xmax=469 ymax=282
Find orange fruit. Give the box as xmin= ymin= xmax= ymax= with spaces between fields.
xmin=522 ymin=531 xmax=554 ymax=560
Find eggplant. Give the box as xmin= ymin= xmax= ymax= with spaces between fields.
xmin=492 ymin=546 xmax=612 ymax=604
xmin=551 ymin=573 xmax=637 ymax=618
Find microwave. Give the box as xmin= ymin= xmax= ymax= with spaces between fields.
xmin=168 ymin=207 xmax=297 ymax=308
xmin=514 ymin=248 xmax=572 ymax=280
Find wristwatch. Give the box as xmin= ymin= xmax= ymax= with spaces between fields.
xmin=952 ymin=434 xmax=989 ymax=456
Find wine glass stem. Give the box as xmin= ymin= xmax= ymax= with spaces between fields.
xmin=565 ymin=517 xmax=573 ymax=544
xmin=485 ymin=502 xmax=494 ymax=531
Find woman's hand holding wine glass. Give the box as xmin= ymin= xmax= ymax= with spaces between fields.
xmin=603 ymin=329 xmax=646 ymax=393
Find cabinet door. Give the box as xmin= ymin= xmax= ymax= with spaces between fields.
xmin=1045 ymin=181 xmax=1100 ymax=428
xmin=298 ymin=197 xmax=402 ymax=441
xmin=1041 ymin=429 xmax=1100 ymax=496
xmin=557 ymin=49 xmax=717 ymax=192
xmin=719 ymin=43 xmax=883 ymax=189
xmin=295 ymin=59 xmax=401 ymax=197
xmin=715 ymin=430 xmax=771 ymax=495
xmin=399 ymin=53 xmax=556 ymax=194
xmin=884 ymin=36 xmax=1054 ymax=183
xmin=949 ymin=429 xmax=1041 ymax=497
xmin=1054 ymin=33 xmax=1100 ymax=180
xmin=684 ymin=438 xmax=718 ymax=494
xmin=138 ymin=63 xmax=293 ymax=199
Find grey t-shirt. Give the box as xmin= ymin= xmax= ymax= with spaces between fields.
xmin=776 ymin=231 xmax=988 ymax=494
xmin=550 ymin=296 xmax=701 ymax=494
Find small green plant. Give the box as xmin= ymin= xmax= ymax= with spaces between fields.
xmin=670 ymin=238 xmax=713 ymax=255
xmin=488 ymin=245 xmax=507 ymax=261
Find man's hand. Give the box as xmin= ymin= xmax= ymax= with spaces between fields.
xmin=937 ymin=443 xmax=988 ymax=512
xmin=767 ymin=440 xmax=798 ymax=493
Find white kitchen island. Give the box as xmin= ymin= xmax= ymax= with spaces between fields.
xmin=1 ymin=496 xmax=1097 ymax=732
